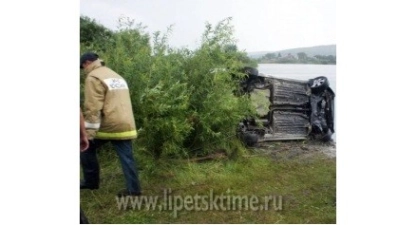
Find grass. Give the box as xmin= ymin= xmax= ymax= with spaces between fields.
xmin=80 ymin=143 xmax=336 ymax=223
xmin=250 ymin=89 xmax=270 ymax=117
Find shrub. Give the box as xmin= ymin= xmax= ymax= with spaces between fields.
xmin=80 ymin=16 xmax=257 ymax=159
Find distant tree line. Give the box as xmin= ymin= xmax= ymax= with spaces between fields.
xmin=256 ymin=52 xmax=336 ymax=64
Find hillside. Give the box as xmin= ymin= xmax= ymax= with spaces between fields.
xmin=248 ymin=44 xmax=336 ymax=59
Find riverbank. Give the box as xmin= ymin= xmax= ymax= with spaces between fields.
xmin=80 ymin=140 xmax=336 ymax=223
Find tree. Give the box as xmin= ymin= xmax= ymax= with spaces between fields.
xmin=80 ymin=16 xmax=254 ymax=159
xmin=314 ymin=54 xmax=336 ymax=64
xmin=326 ymin=55 xmax=336 ymax=64
xmin=265 ymin=53 xmax=276 ymax=60
xmin=224 ymin=44 xmax=238 ymax=53
xmin=297 ymin=52 xmax=308 ymax=61
xmin=80 ymin=16 xmax=115 ymax=51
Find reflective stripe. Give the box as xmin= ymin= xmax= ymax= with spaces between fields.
xmin=85 ymin=121 xmax=100 ymax=129
xmin=96 ymin=130 xmax=137 ymax=139
xmin=103 ymin=78 xmax=129 ymax=91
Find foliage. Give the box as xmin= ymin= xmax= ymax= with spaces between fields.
xmin=297 ymin=52 xmax=308 ymax=60
xmin=80 ymin=16 xmax=115 ymax=50
xmin=80 ymin=16 xmax=257 ymax=159
xmin=257 ymin=51 xmax=336 ymax=64
xmin=314 ymin=54 xmax=336 ymax=64
xmin=180 ymin=18 xmax=256 ymax=157
xmin=264 ymin=53 xmax=277 ymax=60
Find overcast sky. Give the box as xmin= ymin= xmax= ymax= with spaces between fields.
xmin=80 ymin=0 xmax=335 ymax=52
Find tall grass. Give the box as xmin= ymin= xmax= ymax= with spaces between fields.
xmin=81 ymin=145 xmax=336 ymax=223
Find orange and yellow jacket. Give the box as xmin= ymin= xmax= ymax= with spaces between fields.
xmin=83 ymin=59 xmax=138 ymax=140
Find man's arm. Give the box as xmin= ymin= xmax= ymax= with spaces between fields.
xmin=84 ymin=76 xmax=105 ymax=139
xmin=80 ymin=108 xmax=89 ymax=151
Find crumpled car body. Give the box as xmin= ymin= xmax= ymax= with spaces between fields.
xmin=237 ymin=67 xmax=335 ymax=146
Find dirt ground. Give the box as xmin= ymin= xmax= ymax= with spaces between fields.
xmin=249 ymin=139 xmax=336 ymax=160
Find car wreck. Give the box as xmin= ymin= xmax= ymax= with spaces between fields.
xmin=237 ymin=67 xmax=335 ymax=146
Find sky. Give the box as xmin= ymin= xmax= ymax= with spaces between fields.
xmin=80 ymin=0 xmax=336 ymax=52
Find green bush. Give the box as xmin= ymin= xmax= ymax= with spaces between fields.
xmin=80 ymin=16 xmax=257 ymax=159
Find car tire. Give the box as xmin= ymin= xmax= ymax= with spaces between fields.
xmin=243 ymin=67 xmax=259 ymax=76
xmin=252 ymin=76 xmax=266 ymax=89
xmin=321 ymin=129 xmax=333 ymax=142
xmin=308 ymin=76 xmax=329 ymax=94
xmin=242 ymin=133 xmax=259 ymax=147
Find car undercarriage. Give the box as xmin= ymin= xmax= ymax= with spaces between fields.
xmin=237 ymin=67 xmax=335 ymax=146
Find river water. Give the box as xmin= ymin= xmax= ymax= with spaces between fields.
xmin=257 ymin=64 xmax=336 ymax=91
xmin=257 ymin=63 xmax=337 ymax=141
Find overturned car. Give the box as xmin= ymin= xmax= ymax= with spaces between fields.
xmin=237 ymin=67 xmax=335 ymax=146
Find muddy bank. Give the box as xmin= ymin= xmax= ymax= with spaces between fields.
xmin=249 ymin=139 xmax=336 ymax=160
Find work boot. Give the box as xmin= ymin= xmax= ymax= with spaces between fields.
xmin=80 ymin=180 xmax=99 ymax=190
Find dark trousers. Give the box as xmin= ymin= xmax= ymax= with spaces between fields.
xmin=80 ymin=139 xmax=141 ymax=193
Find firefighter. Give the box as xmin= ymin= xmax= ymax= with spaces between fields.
xmin=80 ymin=52 xmax=141 ymax=197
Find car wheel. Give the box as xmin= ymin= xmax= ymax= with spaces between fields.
xmin=253 ymin=77 xmax=266 ymax=89
xmin=242 ymin=133 xmax=259 ymax=147
xmin=308 ymin=76 xmax=329 ymax=94
xmin=243 ymin=67 xmax=259 ymax=76
xmin=319 ymin=129 xmax=333 ymax=142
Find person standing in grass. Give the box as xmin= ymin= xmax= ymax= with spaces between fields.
xmin=80 ymin=52 xmax=142 ymax=197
